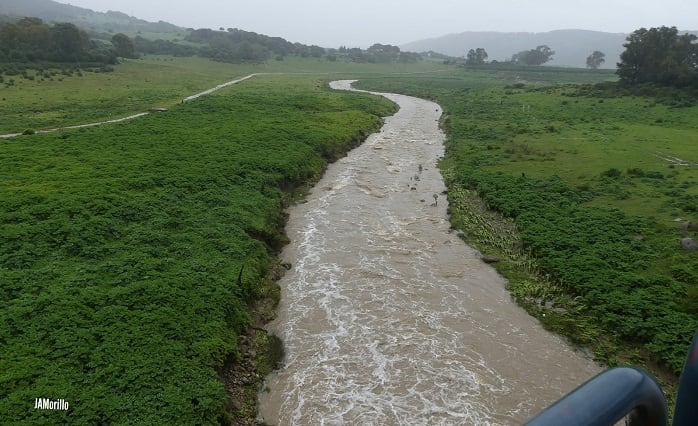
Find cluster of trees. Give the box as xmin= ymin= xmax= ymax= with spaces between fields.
xmin=462 ymin=45 xmax=556 ymax=66
xmin=461 ymin=26 xmax=697 ymax=82
xmin=337 ymin=44 xmax=421 ymax=64
xmin=133 ymin=36 xmax=199 ymax=57
xmin=511 ymin=45 xmax=555 ymax=65
xmin=465 ymin=47 xmax=488 ymax=65
xmin=617 ymin=26 xmax=698 ymax=87
xmin=110 ymin=32 xmax=136 ymax=59
xmin=1 ymin=16 xmax=426 ymax=66
xmin=184 ymin=27 xmax=296 ymax=63
xmin=462 ymin=46 xmax=608 ymax=69
xmin=586 ymin=50 xmax=606 ymax=69
xmin=0 ymin=17 xmax=117 ymax=64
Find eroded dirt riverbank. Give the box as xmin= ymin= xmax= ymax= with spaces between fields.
xmin=257 ymin=80 xmax=600 ymax=425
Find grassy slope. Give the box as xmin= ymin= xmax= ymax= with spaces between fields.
xmin=0 ymin=56 xmax=259 ymax=134
xmin=0 ymin=55 xmax=448 ymax=135
xmin=355 ymin=68 xmax=698 ymax=407
xmin=0 ymin=67 xmax=398 ymax=424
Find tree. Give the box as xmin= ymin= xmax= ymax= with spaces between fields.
xmin=367 ymin=43 xmax=400 ymax=62
xmin=0 ymin=18 xmax=51 ymax=60
xmin=586 ymin=50 xmax=606 ymax=69
xmin=617 ymin=26 xmax=698 ymax=87
xmin=111 ymin=33 xmax=136 ymax=58
xmin=511 ymin=45 xmax=555 ymax=66
xmin=49 ymin=22 xmax=89 ymax=61
xmin=465 ymin=47 xmax=488 ymax=65
xmin=309 ymin=45 xmax=325 ymax=58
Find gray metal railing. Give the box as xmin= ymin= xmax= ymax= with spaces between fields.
xmin=525 ymin=329 xmax=698 ymax=426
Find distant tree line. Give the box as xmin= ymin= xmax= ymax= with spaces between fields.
xmin=184 ymin=28 xmax=296 ymax=63
xmin=1 ymin=16 xmax=425 ymax=67
xmin=135 ymin=30 xmax=421 ymax=64
xmin=132 ymin=36 xmax=199 ymax=57
xmin=0 ymin=17 xmax=117 ymax=65
xmin=461 ymin=45 xmax=556 ymax=67
xmin=337 ymin=44 xmax=421 ymax=64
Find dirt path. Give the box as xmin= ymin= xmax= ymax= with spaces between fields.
xmin=0 ymin=74 xmax=260 ymax=140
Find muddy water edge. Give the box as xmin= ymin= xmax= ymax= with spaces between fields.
xmin=257 ymin=80 xmax=600 ymax=425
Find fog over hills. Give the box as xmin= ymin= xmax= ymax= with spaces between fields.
xmin=3 ymin=0 xmax=697 ymax=69
xmin=401 ymin=29 xmax=631 ymax=68
xmin=0 ymin=0 xmax=180 ymax=33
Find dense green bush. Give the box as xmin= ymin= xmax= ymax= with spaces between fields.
xmin=460 ymin=168 xmax=698 ymax=373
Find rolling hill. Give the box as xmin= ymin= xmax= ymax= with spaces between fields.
xmin=0 ymin=0 xmax=181 ymax=33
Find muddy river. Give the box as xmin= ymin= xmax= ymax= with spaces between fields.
xmin=257 ymin=80 xmax=600 ymax=425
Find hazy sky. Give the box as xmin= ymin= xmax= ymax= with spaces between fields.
xmin=63 ymin=0 xmax=698 ymax=47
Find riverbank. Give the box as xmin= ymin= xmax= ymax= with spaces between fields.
xmin=351 ymin=75 xmax=698 ymax=413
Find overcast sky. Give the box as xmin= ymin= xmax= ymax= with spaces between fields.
xmin=63 ymin=0 xmax=698 ymax=47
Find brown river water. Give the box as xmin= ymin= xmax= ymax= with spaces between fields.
xmin=257 ymin=80 xmax=600 ymax=425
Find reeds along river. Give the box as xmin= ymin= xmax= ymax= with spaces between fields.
xmin=257 ymin=80 xmax=600 ymax=425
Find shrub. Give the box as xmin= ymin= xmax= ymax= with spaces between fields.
xmin=601 ymin=168 xmax=622 ymax=178
xmin=627 ymin=167 xmax=645 ymax=177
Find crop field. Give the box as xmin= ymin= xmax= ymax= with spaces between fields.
xmin=0 ymin=69 xmax=397 ymax=424
xmin=357 ymin=71 xmax=698 ymax=394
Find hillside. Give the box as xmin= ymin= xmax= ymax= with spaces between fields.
xmin=0 ymin=0 xmax=180 ymax=33
xmin=401 ymin=30 xmax=630 ymax=68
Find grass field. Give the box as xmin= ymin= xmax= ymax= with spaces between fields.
xmin=0 ymin=56 xmax=260 ymax=134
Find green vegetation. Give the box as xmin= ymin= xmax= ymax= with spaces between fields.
xmin=2 ymin=33 xmax=696 ymax=421
xmin=0 ymin=72 xmax=396 ymax=424
xmin=0 ymin=55 xmax=448 ymax=136
xmin=356 ymin=67 xmax=698 ymax=396
xmin=0 ymin=17 xmax=116 ymax=65
xmin=511 ymin=45 xmax=555 ymax=65
xmin=0 ymin=56 xmax=258 ymax=134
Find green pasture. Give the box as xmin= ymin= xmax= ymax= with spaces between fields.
xmin=0 ymin=56 xmax=257 ymax=134
xmin=0 ymin=55 xmax=449 ymax=135
xmin=459 ymin=85 xmax=698 ymax=222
